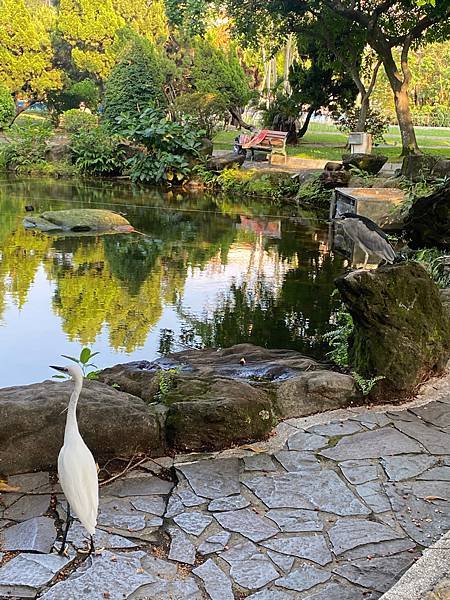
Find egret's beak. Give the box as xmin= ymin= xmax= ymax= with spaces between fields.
xmin=50 ymin=365 xmax=68 ymax=374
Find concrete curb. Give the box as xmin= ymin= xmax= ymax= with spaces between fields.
xmin=380 ymin=532 xmax=450 ymax=599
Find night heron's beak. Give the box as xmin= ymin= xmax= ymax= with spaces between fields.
xmin=50 ymin=365 xmax=69 ymax=374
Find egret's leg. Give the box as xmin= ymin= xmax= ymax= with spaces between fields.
xmin=89 ymin=535 xmax=95 ymax=555
xmin=59 ymin=503 xmax=73 ymax=556
xmin=362 ymin=251 xmax=369 ymax=268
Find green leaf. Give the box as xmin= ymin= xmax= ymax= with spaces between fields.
xmin=79 ymin=347 xmax=92 ymax=364
xmin=61 ymin=354 xmax=80 ymax=364
xmin=52 ymin=374 xmax=67 ymax=379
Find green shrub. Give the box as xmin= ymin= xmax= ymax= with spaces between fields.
xmin=174 ymin=92 xmax=228 ymax=138
xmin=295 ymin=178 xmax=332 ymax=208
xmin=324 ymin=307 xmax=353 ymax=367
xmin=103 ymin=34 xmax=168 ymax=127
xmin=336 ymin=105 xmax=389 ymax=142
xmin=215 ymin=168 xmax=298 ymax=199
xmin=49 ymin=79 xmax=100 ymax=114
xmin=412 ymin=249 xmax=450 ymax=289
xmin=61 ymin=109 xmax=97 ymax=133
xmin=116 ymin=107 xmax=205 ymax=184
xmin=0 ymin=85 xmax=15 ymax=129
xmin=0 ymin=121 xmax=52 ymax=172
xmin=69 ymin=126 xmax=125 ymax=176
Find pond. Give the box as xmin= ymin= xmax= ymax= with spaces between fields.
xmin=0 ymin=178 xmax=346 ymax=386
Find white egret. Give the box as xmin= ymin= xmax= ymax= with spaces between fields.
xmin=50 ymin=364 xmax=98 ymax=555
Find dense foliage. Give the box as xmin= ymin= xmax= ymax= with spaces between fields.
xmin=174 ymin=92 xmax=228 ymax=138
xmin=0 ymin=121 xmax=52 ymax=172
xmin=116 ymin=107 xmax=205 ymax=184
xmin=61 ymin=108 xmax=97 ymax=132
xmin=0 ymin=85 xmax=15 ymax=129
xmin=103 ymin=35 xmax=168 ymax=126
xmin=49 ymin=79 xmax=100 ymax=114
xmin=69 ymin=126 xmax=125 ymax=175
xmin=336 ymin=105 xmax=389 ymax=142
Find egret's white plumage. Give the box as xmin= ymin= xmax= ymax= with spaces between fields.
xmin=52 ymin=364 xmax=98 ymax=548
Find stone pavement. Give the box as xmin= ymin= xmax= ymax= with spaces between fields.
xmin=0 ymin=390 xmax=449 ymax=599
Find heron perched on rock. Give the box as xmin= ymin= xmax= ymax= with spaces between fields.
xmin=50 ymin=364 xmax=98 ymax=555
xmin=334 ymin=213 xmax=396 ymax=268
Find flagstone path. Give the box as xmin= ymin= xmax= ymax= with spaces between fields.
xmin=0 ymin=391 xmax=449 ymax=599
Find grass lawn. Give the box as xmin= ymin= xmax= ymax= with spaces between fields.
xmin=213 ymin=124 xmax=450 ymax=162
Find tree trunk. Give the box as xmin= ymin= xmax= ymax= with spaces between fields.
xmin=298 ymin=106 xmax=315 ymax=138
xmin=356 ymin=95 xmax=369 ymax=132
xmin=229 ymin=107 xmax=254 ymax=131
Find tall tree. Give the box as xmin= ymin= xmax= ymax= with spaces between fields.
xmin=0 ymin=0 xmax=62 ymax=98
xmin=112 ymin=0 xmax=169 ymax=45
xmin=226 ymin=0 xmax=450 ymax=155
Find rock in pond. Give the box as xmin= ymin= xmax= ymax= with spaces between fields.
xmin=336 ymin=262 xmax=450 ymax=400
xmin=23 ymin=209 xmax=134 ymax=234
xmin=342 ymin=153 xmax=388 ymax=175
xmin=206 ymin=152 xmax=245 ymax=172
xmin=0 ymin=379 xmax=165 ymax=474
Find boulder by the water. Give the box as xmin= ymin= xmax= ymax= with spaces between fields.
xmin=401 ymin=155 xmax=438 ymax=181
xmin=342 ymin=153 xmax=388 ymax=175
xmin=0 ymin=379 xmax=165 ymax=474
xmin=319 ymin=169 xmax=351 ymax=189
xmin=23 ymin=209 xmax=134 ymax=233
xmin=405 ymin=182 xmax=450 ymax=249
xmin=206 ymin=153 xmax=245 ymax=172
xmin=336 ymin=262 xmax=450 ymax=400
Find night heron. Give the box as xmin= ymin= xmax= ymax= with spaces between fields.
xmin=50 ymin=364 xmax=98 ymax=555
xmin=334 ymin=213 xmax=396 ymax=268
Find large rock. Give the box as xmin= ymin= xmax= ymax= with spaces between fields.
xmin=0 ymin=380 xmax=165 ymax=474
xmin=206 ymin=152 xmax=245 ymax=172
xmin=342 ymin=153 xmax=388 ymax=175
xmin=163 ymin=376 xmax=275 ymax=451
xmin=319 ymin=170 xmax=351 ymax=189
xmin=405 ymin=182 xmax=450 ymax=249
xmin=45 ymin=134 xmax=71 ymax=163
xmin=335 ymin=262 xmax=450 ymax=400
xmin=275 ymin=371 xmax=361 ymax=418
xmin=23 ymin=209 xmax=134 ymax=234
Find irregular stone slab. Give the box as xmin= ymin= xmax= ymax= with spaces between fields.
xmin=343 ymin=537 xmax=417 ymax=560
xmin=168 ymin=526 xmax=196 ymax=564
xmin=276 ymin=370 xmax=361 ymax=419
xmin=410 ymin=401 xmax=450 ymax=429
xmin=303 ymin=580 xmax=378 ymax=600
xmin=2 ymin=516 xmax=56 ymax=552
xmin=214 ymin=508 xmax=279 ymax=542
xmin=267 ymin=550 xmax=295 ymax=572
xmin=4 ymin=495 xmax=51 ymax=521
xmin=287 ymin=432 xmax=328 ymax=451
xmin=262 ymin=534 xmax=332 ymax=566
xmin=276 ymin=565 xmax=330 ymax=592
xmin=130 ymin=576 xmax=201 ymax=600
xmin=247 ymin=590 xmax=293 ymax=600
xmin=221 ymin=540 xmax=258 ymax=564
xmin=393 ymin=420 xmax=450 ymax=455
xmin=141 ymin=554 xmax=178 ymax=578
xmin=356 ymin=481 xmax=391 ymax=513
xmin=177 ymin=487 xmax=207 ymax=508
xmin=193 ymin=558 xmax=234 ymax=600
xmin=229 ymin=555 xmax=279 ymax=590
xmin=320 ymin=427 xmax=423 ymax=461
xmin=70 ymin=521 xmax=137 ymax=550
xmin=381 ymin=454 xmax=436 ymax=481
xmin=307 ymin=421 xmax=363 ymax=437
xmin=0 ymin=380 xmax=165 ymax=474
xmin=351 ymin=411 xmax=391 ymax=429
xmin=40 ymin=551 xmax=154 ymax=600
xmin=0 ymin=553 xmax=70 ymax=598
xmin=98 ymin=498 xmax=146 ymax=532
xmin=208 ymin=495 xmax=250 ymax=512
xmin=385 ymin=481 xmax=450 ymax=546
xmin=165 ymin=495 xmax=184 ymax=518
xmin=334 ymin=553 xmax=414 ymax=593
xmin=173 ymin=511 xmax=213 ymax=536
xmin=103 ymin=475 xmax=173 ymax=497
xmin=274 ymin=451 xmax=320 ymax=472
xmin=198 ymin=531 xmax=230 ymax=555
xmin=244 ymin=471 xmax=370 ymax=515
xmin=176 ymin=459 xmax=240 ymax=499
xmin=244 ymin=455 xmax=277 ymax=472
xmin=266 ymin=509 xmax=322 ymax=532
xmin=7 ymin=472 xmax=50 ymax=493
xmin=130 ymin=496 xmax=167 ymax=516
xmin=417 ymin=466 xmax=450 ymax=481
xmin=328 ymin=518 xmax=402 ymax=555
xmin=339 ymin=460 xmax=379 ymax=485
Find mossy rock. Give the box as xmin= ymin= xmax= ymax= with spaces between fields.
xmin=343 ymin=153 xmax=388 ymax=175
xmin=336 ymin=262 xmax=450 ymax=400
xmin=405 ymin=181 xmax=450 ymax=249
xmin=23 ymin=209 xmax=134 ymax=233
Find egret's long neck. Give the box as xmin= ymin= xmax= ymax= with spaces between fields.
xmin=64 ymin=376 xmax=83 ymax=440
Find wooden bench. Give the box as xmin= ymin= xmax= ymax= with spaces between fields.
xmin=239 ymin=130 xmax=288 ymax=161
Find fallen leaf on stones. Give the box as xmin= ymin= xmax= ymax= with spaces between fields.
xmin=424 ymin=496 xmax=446 ymax=502
xmin=103 ymin=593 xmax=110 ymax=599
xmin=136 ymin=568 xmax=145 ymax=574
xmin=240 ymin=445 xmax=265 ymax=453
xmin=0 ymin=480 xmax=20 ymax=492
xmin=110 ymin=556 xmax=117 ymax=562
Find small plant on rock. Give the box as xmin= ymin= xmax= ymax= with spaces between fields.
xmin=52 ymin=347 xmax=100 ymax=380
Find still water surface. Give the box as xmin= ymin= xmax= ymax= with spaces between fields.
xmin=0 ymin=178 xmax=345 ymax=386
